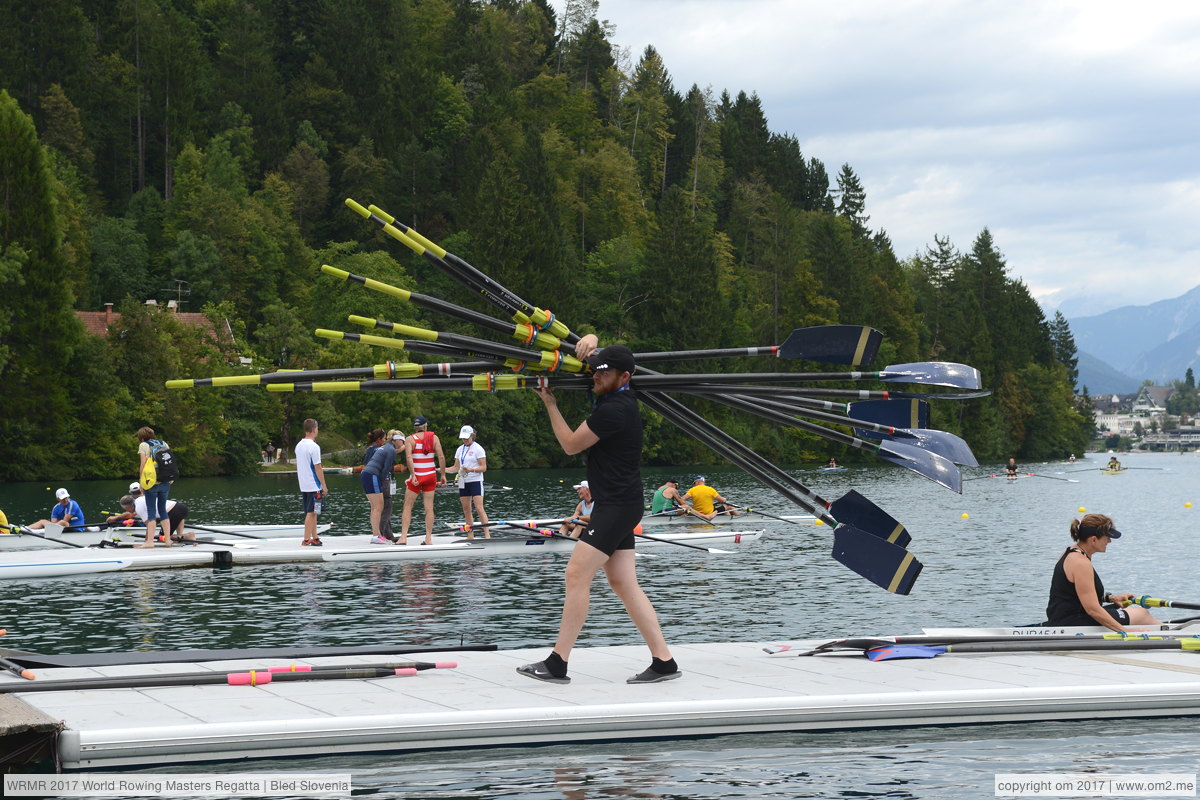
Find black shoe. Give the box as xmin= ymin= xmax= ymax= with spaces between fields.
xmin=516 ymin=660 xmax=570 ymax=684
xmin=627 ymin=667 xmax=682 ymax=684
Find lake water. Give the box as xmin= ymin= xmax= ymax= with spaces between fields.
xmin=2 ymin=453 xmax=1198 ymax=798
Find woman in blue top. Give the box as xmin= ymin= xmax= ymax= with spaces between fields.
xmin=357 ymin=429 xmax=387 ymax=540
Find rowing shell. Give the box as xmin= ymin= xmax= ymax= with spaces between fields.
xmin=0 ymin=529 xmax=765 ymax=580
xmin=520 ymin=512 xmax=815 ymax=528
xmin=0 ymin=523 xmax=333 ymax=551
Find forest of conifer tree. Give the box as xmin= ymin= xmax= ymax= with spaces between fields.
xmin=0 ymin=0 xmax=1093 ymax=481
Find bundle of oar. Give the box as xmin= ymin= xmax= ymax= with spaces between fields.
xmin=166 ymin=199 xmax=988 ymax=595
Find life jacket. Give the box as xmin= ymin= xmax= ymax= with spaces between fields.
xmin=410 ymin=431 xmax=437 ymax=478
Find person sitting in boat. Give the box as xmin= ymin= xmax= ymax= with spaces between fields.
xmin=1067 ymin=454 xmax=1076 ymax=463
xmin=1005 ymin=458 xmax=1019 ymax=479
xmin=559 ymin=481 xmax=593 ymax=538
xmin=1044 ymin=513 xmax=1157 ymax=632
xmin=109 ymin=483 xmax=193 ymax=542
xmin=826 ymin=458 xmax=839 ymax=469
xmin=1107 ymin=456 xmax=1122 ymax=471
xmin=649 ymin=479 xmax=687 ymax=515
xmin=684 ymin=476 xmax=738 ymax=521
xmin=28 ymin=488 xmax=85 ymax=530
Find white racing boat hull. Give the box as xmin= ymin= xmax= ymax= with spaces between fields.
xmin=0 ymin=523 xmax=332 ymax=551
xmin=0 ymin=529 xmax=765 ymax=579
xmin=513 ymin=513 xmax=813 ymax=529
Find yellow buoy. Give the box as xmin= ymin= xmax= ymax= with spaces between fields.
xmin=961 ymin=513 xmax=969 ymax=519
xmin=1186 ymin=502 xmax=1193 ymax=508
xmin=1078 ymin=507 xmax=1086 ymax=513
xmin=814 ymin=519 xmax=824 ymax=526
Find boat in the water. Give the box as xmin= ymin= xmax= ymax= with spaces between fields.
xmin=0 ymin=523 xmax=333 ymax=550
xmin=635 ymin=512 xmax=813 ymax=527
xmin=0 ymin=528 xmax=766 ymax=579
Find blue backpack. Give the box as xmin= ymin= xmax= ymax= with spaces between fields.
xmin=149 ymin=439 xmax=180 ymax=483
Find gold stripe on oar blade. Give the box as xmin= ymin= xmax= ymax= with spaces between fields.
xmin=852 ymin=328 xmax=872 ymax=366
xmin=887 ymin=552 xmax=916 ymax=594
xmin=886 ymin=523 xmax=907 ymax=544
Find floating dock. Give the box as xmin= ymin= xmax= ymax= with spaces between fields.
xmin=5 ymin=638 xmax=1200 ymax=768
xmin=0 ymin=529 xmax=764 ymax=580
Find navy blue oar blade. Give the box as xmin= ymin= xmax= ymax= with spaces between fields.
xmin=876 ymin=440 xmax=963 ymax=492
xmin=832 ymin=525 xmax=922 ymax=595
xmin=780 ymin=326 xmax=882 ymax=366
xmin=862 ymin=428 xmax=979 ymax=467
xmin=881 ymin=362 xmax=982 ymax=389
xmin=827 ymin=490 xmax=910 ymax=548
xmin=849 ymin=399 xmax=929 ymax=430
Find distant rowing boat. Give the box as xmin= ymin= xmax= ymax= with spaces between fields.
xmin=0 ymin=523 xmax=333 ymax=551
xmin=0 ymin=529 xmax=766 ymax=579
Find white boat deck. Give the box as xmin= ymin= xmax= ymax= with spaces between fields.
xmin=0 ymin=530 xmax=765 ymax=579
xmin=8 ymin=639 xmax=1200 ymax=768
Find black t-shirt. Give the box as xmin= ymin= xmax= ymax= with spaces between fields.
xmin=1045 ymin=547 xmax=1105 ymax=625
xmin=584 ymin=387 xmax=643 ymax=505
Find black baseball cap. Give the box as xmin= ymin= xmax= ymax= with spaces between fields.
xmin=413 ymin=416 xmax=429 ymax=426
xmin=586 ymin=345 xmax=636 ymax=374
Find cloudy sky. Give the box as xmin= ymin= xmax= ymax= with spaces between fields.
xmin=565 ymin=0 xmax=1200 ymax=317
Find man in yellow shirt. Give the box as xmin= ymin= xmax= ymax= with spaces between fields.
xmin=684 ymin=476 xmax=738 ymax=521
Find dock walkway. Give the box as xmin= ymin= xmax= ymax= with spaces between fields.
xmin=5 ymin=640 xmax=1200 ymax=768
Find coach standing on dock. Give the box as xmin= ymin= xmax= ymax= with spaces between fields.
xmin=520 ymin=339 xmax=680 ymax=686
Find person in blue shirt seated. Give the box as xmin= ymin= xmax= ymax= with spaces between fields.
xmin=29 ymin=488 xmax=86 ymax=530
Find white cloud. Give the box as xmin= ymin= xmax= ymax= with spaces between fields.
xmin=564 ymin=0 xmax=1200 ymax=312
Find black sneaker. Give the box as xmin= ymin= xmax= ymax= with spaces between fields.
xmin=627 ymin=667 xmax=682 ymax=684
xmin=516 ymin=660 xmax=570 ymax=684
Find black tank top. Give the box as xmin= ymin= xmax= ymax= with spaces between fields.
xmin=1045 ymin=547 xmax=1105 ymax=626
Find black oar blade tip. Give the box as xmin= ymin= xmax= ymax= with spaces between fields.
xmin=831 ymin=525 xmax=922 ymax=595
xmin=780 ymin=325 xmax=883 ymax=365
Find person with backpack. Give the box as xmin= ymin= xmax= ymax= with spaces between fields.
xmin=136 ymin=426 xmax=178 ymax=548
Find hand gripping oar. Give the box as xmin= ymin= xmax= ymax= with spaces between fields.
xmin=1130 ymin=596 xmax=1200 ymax=611
xmin=0 ymin=661 xmax=458 ymax=694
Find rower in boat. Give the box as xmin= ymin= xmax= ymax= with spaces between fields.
xmin=27 ymin=488 xmax=85 ymax=531
xmin=684 ymin=476 xmax=739 ymax=521
xmin=559 ymin=481 xmax=593 ymax=538
xmin=1106 ymin=456 xmax=1122 ymax=472
xmin=1005 ymin=458 xmax=1019 ymax=480
xmin=649 ymin=479 xmax=687 ymax=515
xmin=1045 ymin=513 xmax=1157 ymax=632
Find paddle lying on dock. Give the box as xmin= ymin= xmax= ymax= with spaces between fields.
xmin=864 ymin=637 xmax=1200 ymax=661
xmin=0 ymin=660 xmax=458 ymax=693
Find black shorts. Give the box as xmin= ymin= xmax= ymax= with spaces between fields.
xmin=459 ymin=482 xmax=483 ymax=498
xmin=1103 ymin=605 xmax=1131 ymax=624
xmin=577 ymin=503 xmax=642 ymax=556
xmin=168 ymin=503 xmax=189 ymax=533
xmin=301 ymin=491 xmax=323 ymax=514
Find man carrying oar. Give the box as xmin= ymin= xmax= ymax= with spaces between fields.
xmin=519 ymin=342 xmax=680 ymax=685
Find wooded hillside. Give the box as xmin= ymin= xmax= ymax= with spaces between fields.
xmin=0 ymin=0 xmax=1092 ymax=480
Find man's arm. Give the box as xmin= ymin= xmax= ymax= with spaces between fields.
xmin=535 ymin=387 xmax=600 ymax=455
xmin=434 ymin=436 xmax=447 ymax=483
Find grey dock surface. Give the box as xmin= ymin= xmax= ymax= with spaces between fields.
xmin=5 ymin=641 xmax=1200 ymax=768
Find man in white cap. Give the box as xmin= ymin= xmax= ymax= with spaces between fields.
xmin=448 ymin=424 xmax=490 ymax=539
xmin=106 ymin=483 xmax=194 ymax=542
xmin=29 ymin=488 xmax=85 ymax=530
xmin=558 ymin=480 xmax=593 ymax=538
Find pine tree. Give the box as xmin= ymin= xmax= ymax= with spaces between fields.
xmin=0 ymin=90 xmax=84 ymax=478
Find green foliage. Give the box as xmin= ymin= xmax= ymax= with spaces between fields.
xmin=0 ymin=6 xmax=1086 ymax=478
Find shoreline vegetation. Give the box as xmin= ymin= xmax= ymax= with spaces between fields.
xmin=1 ymin=1 xmax=1093 ymax=482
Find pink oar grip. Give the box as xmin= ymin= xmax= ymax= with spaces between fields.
xmin=435 ymin=661 xmax=458 ymax=669
xmin=268 ymin=665 xmax=313 ymax=673
xmin=227 ymin=671 xmax=274 ymax=686
xmin=394 ymin=668 xmax=419 ymax=676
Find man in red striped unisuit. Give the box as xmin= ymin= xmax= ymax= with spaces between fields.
xmin=400 ymin=416 xmax=447 ymax=545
